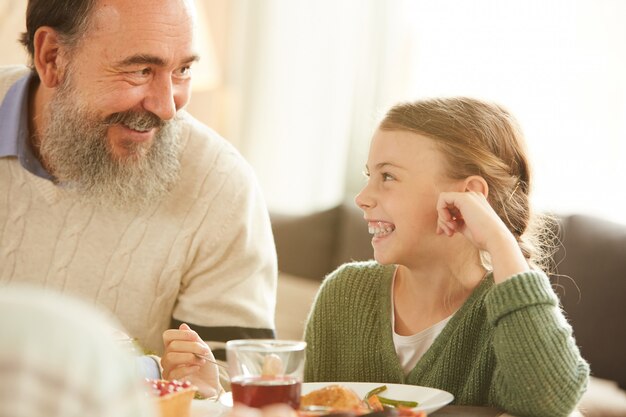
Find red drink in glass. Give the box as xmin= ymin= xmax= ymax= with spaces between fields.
xmin=231 ymin=376 xmax=301 ymax=409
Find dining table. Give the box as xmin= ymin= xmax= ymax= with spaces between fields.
xmin=430 ymin=405 xmax=503 ymax=416
xmin=431 ymin=406 xmax=584 ymax=417
xmin=191 ymin=402 xmax=502 ymax=417
xmin=432 ymin=406 xmax=584 ymax=417
xmin=190 ymin=399 xmax=584 ymax=417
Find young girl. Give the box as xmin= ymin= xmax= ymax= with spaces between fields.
xmin=303 ymin=97 xmax=589 ymax=417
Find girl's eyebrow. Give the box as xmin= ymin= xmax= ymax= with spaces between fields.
xmin=364 ymin=162 xmax=406 ymax=173
xmin=375 ymin=162 xmax=405 ymax=170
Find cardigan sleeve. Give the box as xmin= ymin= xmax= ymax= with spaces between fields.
xmin=485 ymin=271 xmax=589 ymax=417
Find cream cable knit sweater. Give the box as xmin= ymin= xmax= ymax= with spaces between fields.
xmin=0 ymin=66 xmax=277 ymax=355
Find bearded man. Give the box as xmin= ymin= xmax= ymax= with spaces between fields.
xmin=0 ymin=0 xmax=277 ymax=397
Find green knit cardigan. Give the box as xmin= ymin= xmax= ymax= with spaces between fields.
xmin=304 ymin=261 xmax=589 ymax=417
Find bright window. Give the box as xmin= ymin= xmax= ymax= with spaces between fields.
xmin=394 ymin=0 xmax=626 ymax=223
xmin=232 ymin=0 xmax=626 ymax=225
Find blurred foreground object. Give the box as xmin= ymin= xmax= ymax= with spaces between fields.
xmin=0 ymin=285 xmax=155 ymax=417
xmin=145 ymin=379 xmax=197 ymax=417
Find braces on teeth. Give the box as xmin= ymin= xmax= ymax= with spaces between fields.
xmin=369 ymin=221 xmax=394 ymax=236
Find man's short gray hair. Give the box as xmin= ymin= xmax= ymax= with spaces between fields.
xmin=20 ymin=0 xmax=98 ymax=73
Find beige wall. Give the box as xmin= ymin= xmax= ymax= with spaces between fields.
xmin=183 ymin=0 xmax=237 ymax=145
xmin=0 ymin=2 xmax=28 ymax=66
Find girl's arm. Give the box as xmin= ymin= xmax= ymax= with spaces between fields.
xmin=485 ymin=271 xmax=589 ymax=416
xmin=436 ymin=190 xmax=588 ymax=415
xmin=436 ymin=190 xmax=529 ymax=283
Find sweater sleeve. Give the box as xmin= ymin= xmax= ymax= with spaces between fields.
xmin=171 ymin=126 xmax=277 ymax=360
xmin=485 ymin=271 xmax=589 ymax=417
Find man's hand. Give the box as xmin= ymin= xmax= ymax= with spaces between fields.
xmin=162 ymin=323 xmax=221 ymax=398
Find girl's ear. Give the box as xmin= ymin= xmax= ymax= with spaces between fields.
xmin=32 ymin=26 xmax=65 ymax=88
xmin=464 ymin=175 xmax=489 ymax=198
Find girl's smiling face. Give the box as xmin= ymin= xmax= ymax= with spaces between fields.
xmin=355 ymin=129 xmax=462 ymax=267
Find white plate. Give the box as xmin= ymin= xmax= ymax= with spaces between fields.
xmin=191 ymin=399 xmax=230 ymax=417
xmin=220 ymin=382 xmax=454 ymax=414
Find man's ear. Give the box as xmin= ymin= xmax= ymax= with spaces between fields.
xmin=32 ymin=26 xmax=66 ymax=88
xmin=464 ymin=175 xmax=489 ymax=198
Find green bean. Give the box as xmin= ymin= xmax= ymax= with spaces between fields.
xmin=377 ymin=396 xmax=419 ymax=408
xmin=364 ymin=385 xmax=388 ymax=399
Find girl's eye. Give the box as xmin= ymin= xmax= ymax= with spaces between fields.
xmin=382 ymin=172 xmax=394 ymax=181
xmin=362 ymin=170 xmax=370 ymax=178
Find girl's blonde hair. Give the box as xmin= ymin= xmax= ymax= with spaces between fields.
xmin=379 ymin=97 xmax=556 ymax=272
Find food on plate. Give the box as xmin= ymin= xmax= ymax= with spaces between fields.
xmin=301 ymin=384 xmax=365 ymax=411
xmin=300 ymin=384 xmax=425 ymax=417
xmin=365 ymin=385 xmax=418 ymax=409
xmin=145 ymin=378 xmax=197 ymax=417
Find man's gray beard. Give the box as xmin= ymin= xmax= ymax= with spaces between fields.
xmin=39 ymin=79 xmax=183 ymax=209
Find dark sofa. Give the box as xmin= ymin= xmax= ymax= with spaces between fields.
xmin=271 ymin=202 xmax=626 ymax=416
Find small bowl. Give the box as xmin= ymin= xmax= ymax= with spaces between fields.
xmin=155 ymin=387 xmax=197 ymax=417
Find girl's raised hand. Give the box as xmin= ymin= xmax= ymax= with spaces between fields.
xmin=436 ymin=190 xmax=529 ymax=282
xmin=161 ymin=323 xmax=221 ymax=398
xmin=436 ymin=191 xmax=507 ymax=250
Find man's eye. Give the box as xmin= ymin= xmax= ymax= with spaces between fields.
xmin=132 ymin=68 xmax=151 ymax=77
xmin=176 ymin=66 xmax=192 ymax=77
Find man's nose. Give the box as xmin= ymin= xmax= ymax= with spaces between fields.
xmin=143 ymin=74 xmax=178 ymax=121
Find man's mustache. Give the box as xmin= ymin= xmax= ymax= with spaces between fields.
xmin=104 ymin=111 xmax=165 ymax=131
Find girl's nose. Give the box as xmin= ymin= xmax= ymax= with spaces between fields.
xmin=355 ymin=186 xmax=374 ymax=211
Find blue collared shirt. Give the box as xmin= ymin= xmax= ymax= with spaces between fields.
xmin=0 ymin=73 xmax=54 ymax=181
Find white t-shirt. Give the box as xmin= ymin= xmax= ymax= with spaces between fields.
xmin=391 ymin=272 xmax=454 ymax=375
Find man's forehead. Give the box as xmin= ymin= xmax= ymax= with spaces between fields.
xmin=86 ymin=0 xmax=197 ymax=63
xmin=89 ymin=0 xmax=196 ymax=37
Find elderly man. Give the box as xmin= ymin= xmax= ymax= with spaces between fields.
xmin=0 ymin=0 xmax=277 ymax=397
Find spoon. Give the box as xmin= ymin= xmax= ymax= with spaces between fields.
xmin=194 ymin=353 xmax=230 ymax=371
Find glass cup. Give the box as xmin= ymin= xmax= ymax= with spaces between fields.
xmin=226 ymin=339 xmax=306 ymax=409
